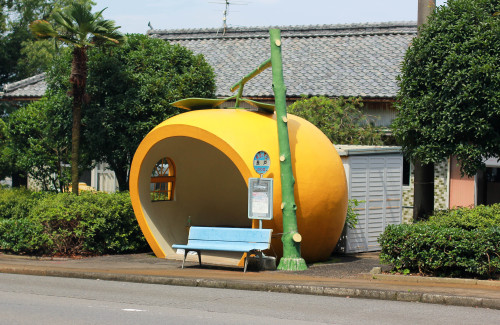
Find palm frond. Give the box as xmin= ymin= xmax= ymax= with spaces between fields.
xmin=93 ymin=7 xmax=107 ymax=21
xmin=30 ymin=3 xmax=125 ymax=49
xmin=29 ymin=20 xmax=58 ymax=39
xmin=70 ymin=3 xmax=96 ymax=27
xmin=52 ymin=11 xmax=75 ymax=33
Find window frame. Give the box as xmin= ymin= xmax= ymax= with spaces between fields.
xmin=150 ymin=157 xmax=176 ymax=202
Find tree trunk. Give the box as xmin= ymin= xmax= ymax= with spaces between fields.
xmin=270 ymin=29 xmax=307 ymax=271
xmin=11 ymin=171 xmax=27 ymax=188
xmin=113 ymin=165 xmax=129 ymax=192
xmin=70 ymin=47 xmax=88 ymax=195
xmin=413 ymin=160 xmax=434 ymax=221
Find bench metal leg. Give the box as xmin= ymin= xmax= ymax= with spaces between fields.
xmin=181 ymin=250 xmax=202 ymax=269
xmin=181 ymin=250 xmax=188 ymax=269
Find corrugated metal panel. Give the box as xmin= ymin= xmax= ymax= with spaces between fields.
xmin=345 ymin=154 xmax=403 ymax=253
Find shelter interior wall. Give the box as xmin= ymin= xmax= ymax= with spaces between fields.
xmin=138 ymin=136 xmax=250 ymax=256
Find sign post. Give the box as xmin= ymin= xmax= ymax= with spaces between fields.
xmin=249 ymin=151 xmax=273 ymax=229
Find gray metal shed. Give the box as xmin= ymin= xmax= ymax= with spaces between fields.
xmin=335 ymin=145 xmax=403 ymax=253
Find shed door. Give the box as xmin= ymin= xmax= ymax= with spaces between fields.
xmin=346 ymin=155 xmax=403 ymax=253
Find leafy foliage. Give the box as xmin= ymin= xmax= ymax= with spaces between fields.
xmin=379 ymin=204 xmax=500 ymax=279
xmin=0 ymin=189 xmax=149 ymax=256
xmin=429 ymin=205 xmax=500 ymax=229
xmin=0 ymin=0 xmax=95 ymax=84
xmin=7 ymin=93 xmax=73 ymax=191
xmin=83 ymin=34 xmax=216 ymax=190
xmin=288 ymin=96 xmax=383 ymax=145
xmin=393 ymin=0 xmax=500 ymax=176
xmin=345 ymin=199 xmax=361 ymax=229
xmin=0 ymin=187 xmax=44 ymax=220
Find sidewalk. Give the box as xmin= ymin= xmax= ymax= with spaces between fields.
xmin=0 ymin=252 xmax=498 ymax=310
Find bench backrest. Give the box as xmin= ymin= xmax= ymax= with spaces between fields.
xmin=188 ymin=226 xmax=272 ymax=244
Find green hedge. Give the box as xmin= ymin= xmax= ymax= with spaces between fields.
xmin=0 ymin=187 xmax=45 ymax=220
xmin=379 ymin=205 xmax=500 ymax=279
xmin=0 ymin=189 xmax=149 ymax=256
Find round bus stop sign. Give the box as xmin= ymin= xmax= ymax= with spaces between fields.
xmin=253 ymin=151 xmax=270 ymax=176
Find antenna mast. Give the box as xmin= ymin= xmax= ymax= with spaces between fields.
xmin=221 ymin=0 xmax=230 ymax=35
xmin=211 ymin=0 xmax=248 ymax=35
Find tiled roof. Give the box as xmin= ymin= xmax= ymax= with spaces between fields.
xmin=1 ymin=22 xmax=416 ymax=101
xmin=0 ymin=73 xmax=46 ymax=99
xmin=149 ymin=22 xmax=416 ymax=99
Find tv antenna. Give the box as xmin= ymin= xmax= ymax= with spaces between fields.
xmin=210 ymin=1 xmax=248 ymax=35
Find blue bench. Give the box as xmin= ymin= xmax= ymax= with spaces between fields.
xmin=172 ymin=226 xmax=273 ymax=272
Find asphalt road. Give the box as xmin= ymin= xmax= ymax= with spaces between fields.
xmin=0 ymin=274 xmax=498 ymax=325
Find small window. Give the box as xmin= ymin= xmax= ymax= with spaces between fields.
xmin=150 ymin=157 xmax=176 ymax=201
xmin=402 ymin=158 xmax=411 ymax=187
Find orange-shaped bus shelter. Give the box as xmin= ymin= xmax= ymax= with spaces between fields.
xmin=129 ymin=109 xmax=347 ymax=263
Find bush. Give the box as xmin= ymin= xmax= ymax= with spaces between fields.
xmin=429 ymin=205 xmax=500 ymax=230
xmin=0 ymin=190 xmax=149 ymax=256
xmin=0 ymin=187 xmax=45 ymax=220
xmin=0 ymin=218 xmax=46 ymax=254
xmin=378 ymin=204 xmax=500 ymax=279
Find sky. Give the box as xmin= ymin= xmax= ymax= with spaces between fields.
xmin=93 ymin=0 xmax=448 ymax=34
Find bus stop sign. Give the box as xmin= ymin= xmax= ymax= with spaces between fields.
xmin=253 ymin=150 xmax=270 ymax=176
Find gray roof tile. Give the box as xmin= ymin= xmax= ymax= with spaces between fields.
xmin=1 ymin=73 xmax=46 ymax=99
xmin=149 ymin=22 xmax=416 ymax=99
xmin=1 ymin=22 xmax=416 ymax=100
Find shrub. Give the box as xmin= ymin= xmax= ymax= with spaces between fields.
xmin=0 ymin=187 xmax=45 ymax=220
xmin=379 ymin=205 xmax=500 ymax=279
xmin=0 ymin=218 xmax=46 ymax=254
xmin=0 ymin=190 xmax=149 ymax=256
xmin=429 ymin=204 xmax=500 ymax=230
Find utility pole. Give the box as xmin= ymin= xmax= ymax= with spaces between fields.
xmin=418 ymin=0 xmax=436 ymax=27
xmin=413 ymin=0 xmax=436 ymax=222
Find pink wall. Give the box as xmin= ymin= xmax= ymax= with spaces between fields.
xmin=449 ymin=156 xmax=475 ymax=208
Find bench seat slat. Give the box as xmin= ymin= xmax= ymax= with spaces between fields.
xmin=187 ymin=227 xmax=272 ymax=243
xmin=173 ymin=241 xmax=270 ymax=252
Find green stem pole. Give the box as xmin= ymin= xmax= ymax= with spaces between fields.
xmin=269 ymin=29 xmax=307 ymax=271
xmin=230 ymin=58 xmax=271 ymax=92
xmin=231 ymin=58 xmax=271 ymax=108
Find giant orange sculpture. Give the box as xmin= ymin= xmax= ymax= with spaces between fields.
xmin=129 ymin=108 xmax=348 ymax=263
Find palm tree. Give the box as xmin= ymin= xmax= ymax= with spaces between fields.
xmin=30 ymin=4 xmax=126 ymax=195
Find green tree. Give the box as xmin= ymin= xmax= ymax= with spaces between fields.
xmin=393 ymin=0 xmax=500 ymax=177
xmin=288 ymin=96 xmax=383 ymax=145
xmin=7 ymin=93 xmax=72 ymax=191
xmin=0 ymin=0 xmax=94 ymax=84
xmin=29 ymin=3 xmax=125 ymax=195
xmin=83 ymin=34 xmax=216 ymax=191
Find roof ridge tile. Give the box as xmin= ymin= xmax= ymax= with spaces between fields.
xmin=3 ymin=73 xmax=46 ymax=92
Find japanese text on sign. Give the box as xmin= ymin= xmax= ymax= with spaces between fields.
xmin=253 ymin=150 xmax=270 ymax=175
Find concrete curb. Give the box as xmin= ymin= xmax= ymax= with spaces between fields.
xmin=1 ymin=266 xmax=498 ymax=310
xmin=362 ymin=273 xmax=500 ymax=288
